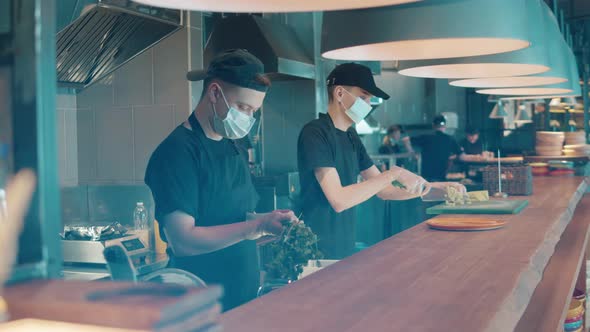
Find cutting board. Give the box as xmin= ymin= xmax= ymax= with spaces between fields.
xmin=426 ymin=217 xmax=506 ymax=231
xmin=426 ymin=199 xmax=529 ymax=215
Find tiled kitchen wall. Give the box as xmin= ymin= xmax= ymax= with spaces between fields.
xmin=57 ymin=14 xmax=202 ymax=224
xmin=56 ymin=14 xmax=203 ymax=186
xmin=56 ymin=88 xmax=79 ymax=186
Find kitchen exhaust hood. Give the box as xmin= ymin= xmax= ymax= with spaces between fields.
xmin=56 ymin=0 xmax=182 ymax=89
xmin=204 ymin=15 xmax=315 ymax=80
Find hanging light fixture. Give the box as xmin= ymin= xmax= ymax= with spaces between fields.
xmin=322 ymin=0 xmax=531 ymax=61
xmin=515 ymin=104 xmax=533 ymax=123
xmin=549 ymin=98 xmax=562 ymax=106
xmin=490 ymin=100 xmax=509 ymax=118
xmin=476 ymin=4 xmax=581 ymax=97
xmin=132 ymin=0 xmax=422 ymax=12
xmin=449 ymin=75 xmax=566 ymax=89
xmin=396 ymin=0 xmax=548 ymax=78
xmin=501 ymin=36 xmax=582 ymax=102
xmin=476 ymin=86 xmax=572 ymax=96
xmin=476 ymin=43 xmax=579 ymax=96
xmin=449 ymin=2 xmax=567 ymax=88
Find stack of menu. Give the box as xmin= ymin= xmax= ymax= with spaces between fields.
xmin=4 ymin=280 xmax=223 ymax=332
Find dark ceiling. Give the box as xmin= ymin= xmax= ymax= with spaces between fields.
xmin=544 ymin=0 xmax=590 ymax=65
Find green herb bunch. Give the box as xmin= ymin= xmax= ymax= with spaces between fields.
xmin=264 ymin=221 xmax=323 ymax=281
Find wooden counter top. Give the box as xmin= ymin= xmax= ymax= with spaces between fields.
xmin=221 ymin=177 xmax=589 ymax=332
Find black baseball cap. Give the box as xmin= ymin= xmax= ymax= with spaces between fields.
xmin=465 ymin=126 xmax=480 ymax=135
xmin=433 ymin=115 xmax=447 ymax=126
xmin=186 ymin=49 xmax=269 ymax=92
xmin=326 ymin=63 xmax=390 ymax=100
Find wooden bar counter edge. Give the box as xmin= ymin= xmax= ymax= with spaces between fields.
xmin=221 ymin=176 xmax=590 ymax=332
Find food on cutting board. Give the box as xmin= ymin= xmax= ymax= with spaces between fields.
xmin=467 ymin=190 xmax=490 ymax=202
xmin=445 ymin=186 xmax=469 ymax=206
xmin=445 ymin=187 xmax=490 ymax=206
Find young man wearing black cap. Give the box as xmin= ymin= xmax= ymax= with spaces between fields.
xmin=411 ymin=115 xmax=464 ymax=182
xmin=297 ymin=63 xmax=464 ymax=259
xmin=460 ymin=127 xmax=484 ymax=157
xmin=145 ymin=49 xmax=297 ymax=310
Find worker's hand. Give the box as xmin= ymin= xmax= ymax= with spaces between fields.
xmin=382 ymin=168 xmax=403 ymax=183
xmin=429 ymin=182 xmax=467 ymax=196
xmin=247 ymin=209 xmax=298 ymax=241
xmin=394 ymin=168 xmax=430 ymax=196
xmin=0 ymin=170 xmax=36 ymax=288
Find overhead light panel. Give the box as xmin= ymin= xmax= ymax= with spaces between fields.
xmin=322 ymin=0 xmax=531 ymax=61
xmin=132 ymin=0 xmax=422 ymax=12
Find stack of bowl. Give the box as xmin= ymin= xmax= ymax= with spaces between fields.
xmin=536 ymin=132 xmax=564 ymax=156
xmin=565 ymin=290 xmax=586 ymax=332
xmin=563 ymin=144 xmax=590 ymax=157
xmin=564 ymin=131 xmax=586 ymax=145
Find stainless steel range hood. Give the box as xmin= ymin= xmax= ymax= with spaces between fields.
xmin=204 ymin=15 xmax=315 ymax=80
xmin=56 ymin=0 xmax=182 ymax=89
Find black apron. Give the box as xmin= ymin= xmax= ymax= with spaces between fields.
xmin=169 ymin=115 xmax=259 ymax=311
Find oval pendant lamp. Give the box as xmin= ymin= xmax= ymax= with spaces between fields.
xmin=321 ymin=0 xmax=531 ymax=61
xmin=449 ymin=2 xmax=568 ymax=88
xmin=396 ymin=0 xmax=549 ymax=79
xmin=132 ymin=0 xmax=422 ymax=12
xmin=477 ymin=43 xmax=579 ymax=96
xmin=450 ymin=75 xmax=566 ymax=89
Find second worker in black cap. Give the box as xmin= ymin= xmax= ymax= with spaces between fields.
xmin=145 ymin=49 xmax=298 ymax=310
xmin=297 ymin=63 xmax=465 ymax=259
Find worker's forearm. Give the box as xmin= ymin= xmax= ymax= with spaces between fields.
xmin=403 ymin=140 xmax=414 ymax=153
xmin=459 ymin=154 xmax=481 ymax=162
xmin=329 ymin=173 xmax=393 ymax=213
xmin=169 ymin=221 xmax=257 ymax=257
xmin=377 ymin=185 xmax=420 ymax=201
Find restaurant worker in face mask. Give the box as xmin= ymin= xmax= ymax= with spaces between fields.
xmin=145 ymin=49 xmax=297 ymax=311
xmin=297 ymin=63 xmax=465 ymax=259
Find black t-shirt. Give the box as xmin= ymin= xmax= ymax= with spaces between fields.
xmin=460 ymin=138 xmax=483 ymax=155
xmin=411 ymin=131 xmax=462 ymax=182
xmin=144 ymin=114 xmax=259 ymax=311
xmin=297 ymin=113 xmax=374 ymax=259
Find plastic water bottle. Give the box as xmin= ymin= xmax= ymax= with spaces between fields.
xmin=133 ymin=202 xmax=148 ymax=230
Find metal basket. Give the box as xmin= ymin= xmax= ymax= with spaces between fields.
xmin=482 ymin=165 xmax=533 ymax=196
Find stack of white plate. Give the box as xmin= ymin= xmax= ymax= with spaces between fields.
xmin=536 ymin=131 xmax=564 ymax=156
xmin=563 ymin=144 xmax=590 ymax=157
xmin=564 ymin=131 xmax=586 ymax=145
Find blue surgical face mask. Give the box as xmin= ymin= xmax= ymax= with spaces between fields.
xmin=212 ymin=86 xmax=256 ymax=139
xmin=340 ymin=88 xmax=372 ymax=124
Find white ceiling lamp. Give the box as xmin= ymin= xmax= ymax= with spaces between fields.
xmin=477 ymin=6 xmax=581 ymax=98
xmin=477 ymin=43 xmax=580 ymax=96
xmin=476 ymin=87 xmax=573 ymax=96
xmin=449 ymin=2 xmax=568 ymax=88
xmin=397 ymin=0 xmax=547 ymax=78
xmin=322 ymin=0 xmax=531 ymax=61
xmin=502 ymin=94 xmax=577 ymax=101
xmin=490 ymin=101 xmax=509 ymax=119
xmin=132 ymin=0 xmax=422 ymax=12
xmin=449 ymin=76 xmax=566 ymax=89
